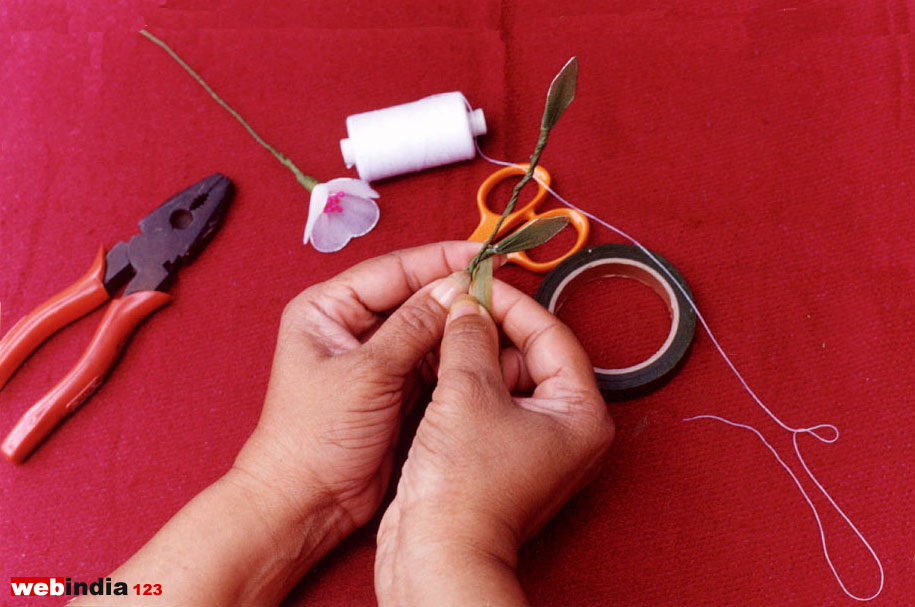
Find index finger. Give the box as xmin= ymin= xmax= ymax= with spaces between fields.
xmin=489 ymin=279 xmax=600 ymax=403
xmin=326 ymin=241 xmax=481 ymax=312
xmin=279 ymin=242 xmax=481 ymax=360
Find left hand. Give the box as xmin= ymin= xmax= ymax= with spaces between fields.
xmin=232 ymin=241 xmax=480 ymax=530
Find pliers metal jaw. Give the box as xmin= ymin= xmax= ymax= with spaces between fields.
xmin=0 ymin=174 xmax=234 ymax=463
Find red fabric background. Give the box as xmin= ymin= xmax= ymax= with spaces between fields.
xmin=2 ymin=1 xmax=912 ymax=605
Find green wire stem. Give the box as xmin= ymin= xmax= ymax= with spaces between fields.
xmin=139 ymin=29 xmax=319 ymax=192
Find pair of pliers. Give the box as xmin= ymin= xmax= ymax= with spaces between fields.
xmin=0 ymin=174 xmax=234 ymax=464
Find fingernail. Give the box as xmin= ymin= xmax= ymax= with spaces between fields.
xmin=430 ymin=271 xmax=471 ymax=309
xmin=448 ymin=294 xmax=482 ymax=320
xmin=492 ymin=254 xmax=508 ymax=269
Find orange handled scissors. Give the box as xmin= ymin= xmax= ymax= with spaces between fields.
xmin=467 ymin=164 xmax=589 ymax=273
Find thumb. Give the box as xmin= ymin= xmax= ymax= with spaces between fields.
xmin=365 ymin=271 xmax=470 ymax=376
xmin=436 ymin=294 xmax=504 ymax=402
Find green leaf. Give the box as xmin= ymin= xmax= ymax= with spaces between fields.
xmin=541 ymin=57 xmax=578 ymax=131
xmin=469 ymin=256 xmax=494 ymax=313
xmin=492 ymin=216 xmax=570 ymax=255
xmin=467 ymin=56 xmax=579 ymax=285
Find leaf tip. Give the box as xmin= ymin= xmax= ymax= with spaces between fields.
xmin=542 ymin=57 xmax=580 ymax=131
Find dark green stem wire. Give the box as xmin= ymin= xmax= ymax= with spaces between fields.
xmin=139 ymin=29 xmax=319 ymax=192
xmin=468 ymin=129 xmax=550 ymax=274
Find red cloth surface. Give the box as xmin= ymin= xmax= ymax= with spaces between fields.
xmin=2 ymin=1 xmax=912 ymax=605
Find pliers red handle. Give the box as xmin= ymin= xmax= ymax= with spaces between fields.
xmin=0 ymin=174 xmax=234 ymax=463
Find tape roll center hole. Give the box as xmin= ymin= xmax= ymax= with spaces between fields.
xmin=554 ymin=268 xmax=675 ymax=371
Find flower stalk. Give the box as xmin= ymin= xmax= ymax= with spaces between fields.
xmin=139 ymin=29 xmax=320 ymax=193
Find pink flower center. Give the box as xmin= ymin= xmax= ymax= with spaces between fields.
xmin=323 ymin=191 xmax=345 ymax=214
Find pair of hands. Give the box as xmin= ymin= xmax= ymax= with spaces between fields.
xmin=233 ymin=241 xmax=614 ymax=604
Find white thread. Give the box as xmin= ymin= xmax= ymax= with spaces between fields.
xmin=469 ymin=124 xmax=883 ymax=600
xmin=682 ymin=415 xmax=884 ymax=601
xmin=340 ymin=92 xmax=486 ymax=182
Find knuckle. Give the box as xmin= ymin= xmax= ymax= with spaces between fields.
xmin=599 ymin=412 xmax=616 ymax=449
xmin=280 ymin=286 xmax=320 ymax=325
xmin=437 ymin=366 xmax=503 ymax=410
xmin=412 ymin=415 xmax=457 ymax=460
xmin=585 ymin=405 xmax=615 ymax=453
xmin=393 ymin=297 xmax=444 ymax=342
xmin=561 ymin=390 xmax=614 ymax=454
xmin=371 ymin=297 xmax=445 ymax=366
xmin=446 ymin=313 xmax=493 ymax=343
xmin=445 ymin=367 xmax=485 ymax=394
xmin=279 ymin=296 xmax=307 ymax=330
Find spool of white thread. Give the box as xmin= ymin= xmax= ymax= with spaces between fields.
xmin=340 ymin=92 xmax=487 ymax=182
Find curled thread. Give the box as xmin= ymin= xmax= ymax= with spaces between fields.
xmin=682 ymin=415 xmax=884 ymax=601
xmin=471 ymin=136 xmax=884 ymax=601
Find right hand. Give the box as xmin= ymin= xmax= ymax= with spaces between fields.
xmin=375 ymin=281 xmax=615 ymax=606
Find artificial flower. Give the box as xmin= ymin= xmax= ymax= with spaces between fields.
xmin=141 ymin=30 xmax=382 ymax=253
xmin=303 ymin=178 xmax=380 ymax=252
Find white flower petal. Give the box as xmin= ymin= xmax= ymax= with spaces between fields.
xmin=303 ymin=183 xmax=329 ymax=244
xmin=325 ymin=177 xmax=379 ymax=200
xmin=339 ymin=195 xmax=380 ymax=237
xmin=304 ymin=178 xmax=381 ymax=252
xmin=311 ymin=212 xmax=356 ymax=253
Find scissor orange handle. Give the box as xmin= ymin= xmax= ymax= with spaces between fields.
xmin=507 ymin=207 xmax=590 ymax=273
xmin=469 ymin=164 xmax=552 ymax=242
